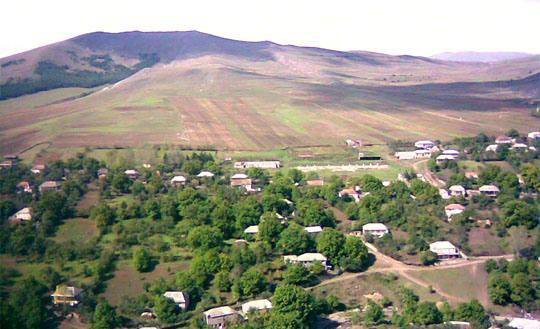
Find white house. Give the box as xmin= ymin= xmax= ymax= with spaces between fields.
xmin=395 ymin=151 xmax=416 ymax=160
xmin=439 ymin=189 xmax=451 ymax=200
xmin=429 ymin=241 xmax=460 ymax=260
xmin=203 ymin=306 xmax=238 ymax=329
xmin=495 ymin=135 xmax=513 ymax=144
xmin=485 ymin=144 xmax=498 ymax=152
xmin=124 ymin=169 xmax=140 ymax=179
xmin=284 ymin=253 xmax=329 ymax=269
xmin=197 ymin=171 xmax=214 ymax=178
xmin=230 ymin=174 xmax=253 ymax=191
xmin=241 ymin=299 xmax=272 ymax=318
xmin=415 ymin=140 xmax=435 ymax=149
xmin=508 ymin=317 xmax=540 ymax=329
xmin=171 ymin=175 xmax=187 ymax=186
xmin=362 ymin=223 xmax=389 ymax=237
xmin=445 ymin=204 xmax=465 ymax=220
xmin=527 ymin=131 xmax=540 ymax=140
xmin=10 ymin=207 xmax=32 ymax=223
xmin=304 ymin=226 xmax=323 ymax=234
xmin=449 ymin=185 xmax=466 ymax=197
xmin=436 ymin=154 xmax=457 ymax=164
xmin=244 ymin=225 xmax=259 ymax=235
xmin=163 ymin=291 xmax=189 ymax=310
xmin=442 ymin=149 xmax=460 ymax=157
xmin=31 ymin=164 xmax=46 ymax=174
xmin=415 ymin=149 xmax=432 ymax=158
xmin=479 ymin=185 xmax=500 ymax=197
xmin=234 ymin=161 xmax=280 ymax=169
xmin=511 ymin=143 xmax=528 ymax=151
xmin=338 ymin=188 xmax=361 ymax=202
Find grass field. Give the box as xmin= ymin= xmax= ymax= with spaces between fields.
xmin=101 ymin=259 xmax=190 ymax=305
xmin=52 ymin=218 xmax=98 ymax=244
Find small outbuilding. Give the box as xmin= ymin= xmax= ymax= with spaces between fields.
xmin=429 ymin=241 xmax=460 ymax=260
xmin=362 ymin=223 xmax=389 ymax=237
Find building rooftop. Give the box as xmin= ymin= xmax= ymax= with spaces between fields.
xmin=231 ymin=173 xmax=248 ymax=179
xmin=163 ymin=291 xmax=187 ymax=304
xmin=244 ymin=225 xmax=259 ymax=234
xmin=241 ymin=299 xmax=273 ymax=313
xmin=304 ymin=226 xmax=323 ymax=233
xmin=362 ymin=223 xmax=388 ymax=231
xmin=204 ymin=306 xmax=237 ymax=318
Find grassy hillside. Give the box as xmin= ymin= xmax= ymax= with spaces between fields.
xmin=1 ymin=31 xmax=539 ymax=153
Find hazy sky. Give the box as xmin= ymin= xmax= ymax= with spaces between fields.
xmin=2 ymin=0 xmax=539 ymax=58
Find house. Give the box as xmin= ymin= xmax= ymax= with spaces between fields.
xmin=345 ymin=139 xmax=362 ymax=148
xmin=436 ymin=154 xmax=456 ymax=164
xmin=234 ymin=161 xmax=280 ymax=169
xmin=244 ymin=225 xmax=259 ymax=235
xmin=485 ymin=144 xmax=498 ymax=152
xmin=31 ymin=164 xmax=46 ymax=174
xmin=449 ymin=185 xmax=466 ymax=197
xmin=284 ymin=253 xmax=329 ymax=269
xmin=442 ymin=149 xmax=460 ymax=157
xmin=394 ymin=151 xmax=416 ymax=160
xmin=429 ymin=241 xmax=460 ymax=260
xmin=527 ymin=131 xmax=540 ymax=140
xmin=171 ymin=175 xmax=187 ymax=187
xmin=124 ymin=169 xmax=140 ymax=179
xmin=230 ymin=174 xmax=252 ymax=191
xmin=511 ymin=143 xmax=528 ymax=151
xmin=3 ymin=154 xmax=19 ymax=161
xmin=163 ymin=291 xmax=189 ymax=310
xmin=241 ymin=299 xmax=272 ymax=318
xmin=414 ymin=140 xmax=435 ymax=149
xmin=304 ymin=226 xmax=323 ymax=234
xmin=362 ymin=223 xmax=389 ymax=237
xmin=10 ymin=207 xmax=32 ymax=223
xmin=465 ymin=189 xmax=481 ymax=198
xmin=414 ymin=149 xmax=432 ymax=158
xmin=17 ymin=181 xmax=32 ymax=193
xmin=464 ymin=171 xmax=478 ymax=179
xmin=439 ymin=189 xmax=450 ymax=200
xmin=39 ymin=181 xmax=61 ymax=193
xmin=142 ymin=163 xmax=152 ymax=169
xmin=495 ymin=135 xmax=513 ymax=144
xmin=197 ymin=171 xmax=214 ymax=178
xmin=0 ymin=160 xmax=16 ymax=169
xmin=338 ymin=188 xmax=360 ymax=202
xmin=97 ymin=168 xmax=108 ymax=179
xmin=508 ymin=317 xmax=540 ymax=329
xmin=203 ymin=306 xmax=238 ymax=329
xmin=479 ymin=185 xmax=500 ymax=197
xmin=306 ymin=179 xmax=324 ymax=186
xmin=445 ymin=204 xmax=465 ymax=220
xmin=51 ymin=285 xmax=83 ymax=306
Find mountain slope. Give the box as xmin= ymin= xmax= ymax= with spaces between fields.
xmin=1 ymin=31 xmax=539 ymax=153
xmin=432 ymin=51 xmax=535 ymax=63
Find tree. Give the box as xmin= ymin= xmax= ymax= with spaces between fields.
xmin=412 ymin=301 xmax=443 ymax=325
xmin=341 ymin=237 xmax=370 ymax=272
xmin=510 ymin=272 xmax=535 ymax=306
xmin=283 ymin=264 xmax=313 ymax=286
xmin=420 ymin=250 xmax=438 ymax=265
xmin=454 ymin=300 xmax=487 ymax=327
xmin=239 ymin=268 xmax=267 ymax=297
xmin=277 ymin=223 xmax=313 ymax=254
xmin=364 ymin=301 xmax=384 ymax=326
xmin=272 ymin=284 xmax=317 ymax=326
xmin=488 ymin=273 xmax=511 ymax=305
xmin=502 ymin=201 xmax=538 ymax=229
xmin=316 ymin=228 xmax=345 ymax=263
xmin=91 ymin=203 xmax=116 ymax=230
xmin=521 ymin=164 xmax=540 ymax=191
xmin=234 ymin=197 xmax=263 ymax=231
xmin=186 ymin=226 xmax=223 ymax=251
xmin=133 ymin=248 xmax=152 ymax=272
xmin=214 ymin=271 xmax=231 ymax=292
xmin=359 ymin=175 xmax=384 ymax=193
xmin=296 ymin=200 xmax=336 ymax=227
xmin=287 ymin=169 xmax=304 ymax=184
xmin=258 ymin=214 xmax=283 ymax=247
xmin=8 ymin=277 xmax=48 ymax=329
xmin=154 ymin=295 xmax=178 ymax=323
xmin=92 ymin=300 xmax=120 ymax=329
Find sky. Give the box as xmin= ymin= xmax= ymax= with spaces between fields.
xmin=2 ymin=0 xmax=539 ymax=58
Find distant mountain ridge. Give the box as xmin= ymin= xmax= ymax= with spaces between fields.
xmin=432 ymin=51 xmax=535 ymax=63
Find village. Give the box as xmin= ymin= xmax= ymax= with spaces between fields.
xmin=0 ymin=129 xmax=538 ymax=329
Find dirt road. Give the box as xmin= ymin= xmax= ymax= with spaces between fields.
xmin=413 ymin=159 xmax=446 ymax=188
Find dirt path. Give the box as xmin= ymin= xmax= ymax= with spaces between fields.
xmin=311 ymin=241 xmax=513 ymax=304
xmin=413 ymin=159 xmax=446 ymax=188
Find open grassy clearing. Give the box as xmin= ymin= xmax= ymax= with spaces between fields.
xmin=52 ymin=218 xmax=98 ymax=244
xmin=101 ymin=259 xmax=190 ymax=306
xmin=311 ymin=272 xmax=443 ymax=308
